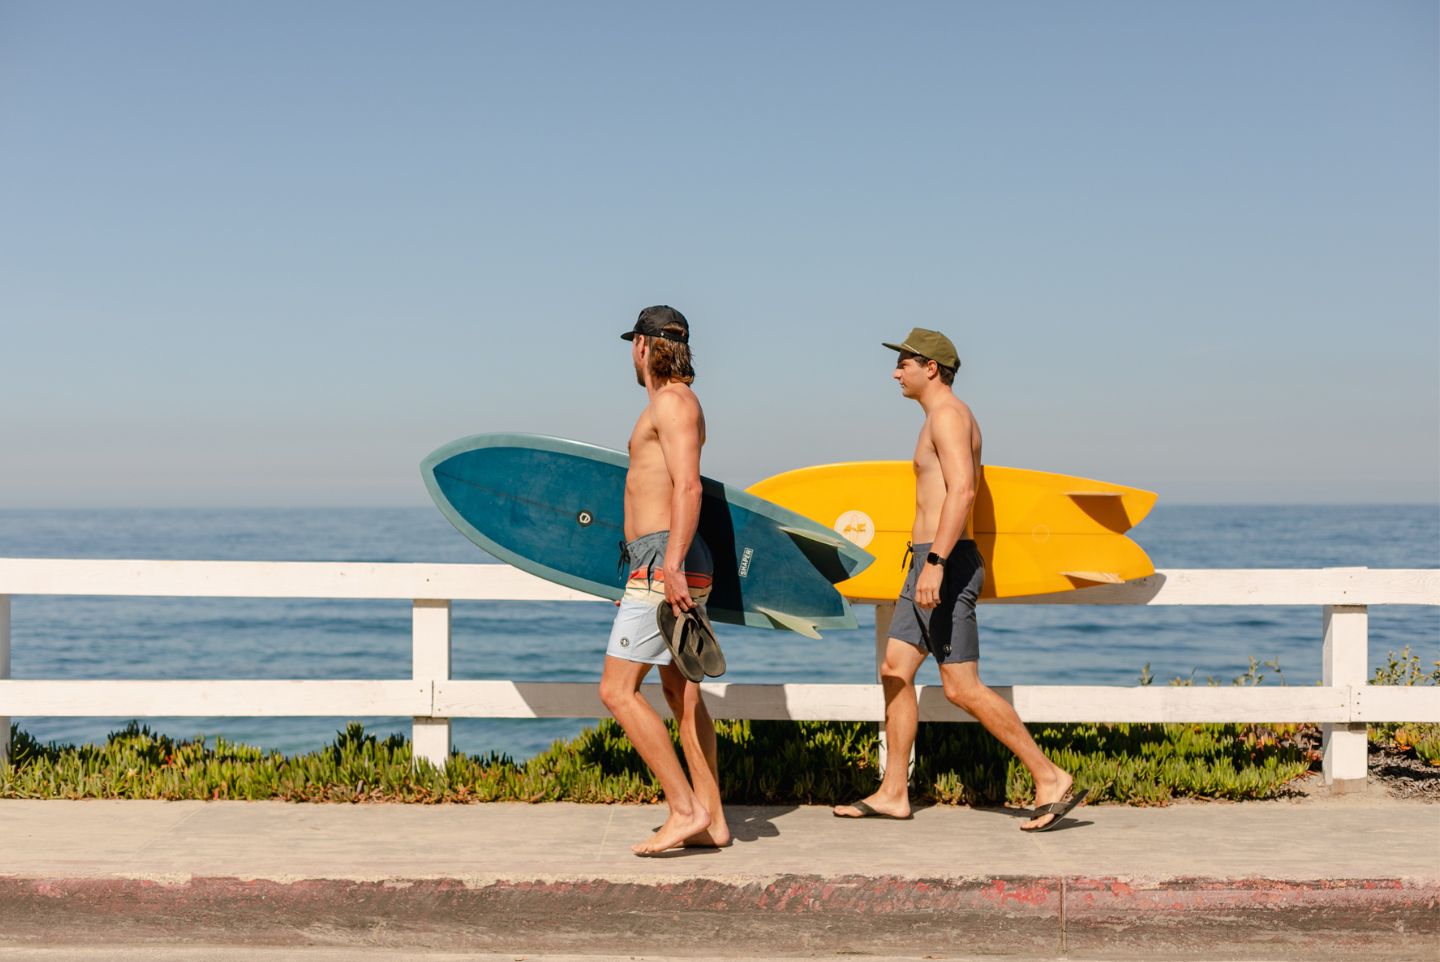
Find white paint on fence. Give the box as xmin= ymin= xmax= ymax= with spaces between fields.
xmin=411 ymin=599 xmax=452 ymax=772
xmin=0 ymin=559 xmax=1435 ymax=606
xmin=0 ymin=561 xmax=1435 ymax=785
xmin=1322 ymin=605 xmax=1371 ymax=789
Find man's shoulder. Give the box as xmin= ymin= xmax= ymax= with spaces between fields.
xmin=928 ymin=397 xmax=975 ymax=426
xmin=651 ymin=383 xmax=702 ymax=416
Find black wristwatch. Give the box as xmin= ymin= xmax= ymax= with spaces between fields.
xmin=926 ymin=551 xmax=947 ymax=567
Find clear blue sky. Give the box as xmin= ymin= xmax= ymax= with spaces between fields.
xmin=3 ymin=1 xmax=1436 ymax=506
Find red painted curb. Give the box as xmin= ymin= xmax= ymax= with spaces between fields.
xmin=2 ymin=874 xmax=1436 ymax=958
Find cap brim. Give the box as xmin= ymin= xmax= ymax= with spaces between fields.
xmin=882 ymin=341 xmax=909 ymax=353
xmin=620 ymin=331 xmax=637 ymax=341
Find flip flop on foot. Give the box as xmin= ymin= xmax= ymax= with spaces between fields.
xmin=1020 ymin=788 xmax=1089 ymax=833
xmin=833 ymin=799 xmax=913 ymax=820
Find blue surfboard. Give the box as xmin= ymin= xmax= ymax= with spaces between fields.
xmin=421 ymin=434 xmax=873 ymax=637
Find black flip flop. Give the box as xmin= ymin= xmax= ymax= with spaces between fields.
xmin=656 ymin=605 xmax=705 ymax=682
xmin=1020 ymin=788 xmax=1089 ymax=833
xmin=833 ymin=799 xmax=913 ymax=820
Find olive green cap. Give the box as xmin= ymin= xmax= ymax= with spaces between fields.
xmin=882 ymin=327 xmax=961 ymax=370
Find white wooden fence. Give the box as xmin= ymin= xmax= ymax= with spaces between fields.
xmin=1 ymin=559 xmax=1437 ymax=791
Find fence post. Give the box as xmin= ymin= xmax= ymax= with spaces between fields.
xmin=1322 ymin=604 xmax=1368 ymax=791
xmin=1 ymin=595 xmax=10 ymax=769
xmin=874 ymin=603 xmax=913 ymax=782
xmin=412 ymin=599 xmax=452 ymax=771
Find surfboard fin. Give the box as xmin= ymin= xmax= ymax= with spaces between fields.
xmin=776 ymin=526 xmax=865 ymax=584
xmin=778 ymin=525 xmax=850 ymax=548
xmin=754 ymin=606 xmax=822 ymax=640
xmin=1065 ymin=491 xmax=1123 ymax=498
xmin=1061 ymin=570 xmax=1125 ymax=584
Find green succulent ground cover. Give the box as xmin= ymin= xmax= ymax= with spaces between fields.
xmin=3 ymin=650 xmax=1434 ymax=805
xmin=0 ymin=717 xmax=1316 ymax=805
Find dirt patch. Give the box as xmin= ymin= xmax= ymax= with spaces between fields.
xmin=1371 ymin=745 xmax=1440 ymax=801
xmin=1279 ymin=728 xmax=1440 ymax=801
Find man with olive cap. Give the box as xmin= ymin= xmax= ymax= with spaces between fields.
xmin=598 ymin=305 xmax=729 ymax=855
xmin=833 ymin=328 xmax=1086 ymax=832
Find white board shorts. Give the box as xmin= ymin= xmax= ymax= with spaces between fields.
xmin=606 ymin=531 xmax=713 ymax=665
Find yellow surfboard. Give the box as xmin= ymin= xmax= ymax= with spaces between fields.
xmin=746 ymin=462 xmax=1156 ymax=601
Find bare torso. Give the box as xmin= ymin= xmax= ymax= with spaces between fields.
xmin=624 ymin=384 xmax=706 ymax=541
xmin=912 ymin=396 xmax=983 ymax=543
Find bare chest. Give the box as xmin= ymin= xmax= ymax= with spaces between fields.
xmin=912 ymin=424 xmax=942 ymax=480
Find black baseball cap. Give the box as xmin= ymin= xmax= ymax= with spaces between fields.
xmin=621 ymin=305 xmax=690 ymax=343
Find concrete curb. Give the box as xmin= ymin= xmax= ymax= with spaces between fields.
xmin=3 ymin=874 xmax=1436 ymax=959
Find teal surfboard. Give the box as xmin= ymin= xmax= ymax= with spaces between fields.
xmin=421 ymin=434 xmax=873 ymax=637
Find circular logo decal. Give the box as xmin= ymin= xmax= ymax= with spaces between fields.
xmin=1030 ymin=523 xmax=1051 ymax=544
xmin=834 ymin=510 xmax=876 ymax=549
xmin=577 ymin=510 xmax=593 ymax=527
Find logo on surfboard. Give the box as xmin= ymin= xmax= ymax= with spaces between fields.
xmin=833 ymin=510 xmax=876 ymax=549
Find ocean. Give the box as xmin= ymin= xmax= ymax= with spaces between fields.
xmin=2 ymin=505 xmax=1436 ymax=761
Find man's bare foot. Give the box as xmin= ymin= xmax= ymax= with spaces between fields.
xmin=1021 ymin=769 xmax=1075 ymax=831
xmin=632 ymin=806 xmax=711 ymax=856
xmin=832 ymin=792 xmax=911 ymax=819
xmin=683 ymin=823 xmax=732 ymax=848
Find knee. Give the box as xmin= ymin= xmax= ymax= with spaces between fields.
xmin=943 ymin=675 xmax=984 ymax=711
xmin=598 ymin=678 xmax=630 ymax=714
xmin=879 ymin=659 xmax=914 ymax=688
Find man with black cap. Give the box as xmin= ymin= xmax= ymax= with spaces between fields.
xmin=833 ymin=328 xmax=1086 ymax=832
xmin=598 ymin=305 xmax=729 ymax=855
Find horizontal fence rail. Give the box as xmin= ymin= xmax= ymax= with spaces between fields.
xmin=1 ymin=559 xmax=1436 ymax=605
xmin=7 ymin=679 xmax=1419 ymax=725
xmin=1 ymin=559 xmax=1437 ymax=789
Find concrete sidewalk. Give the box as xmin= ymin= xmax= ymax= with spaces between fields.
xmin=2 ymin=794 xmax=1437 ymax=959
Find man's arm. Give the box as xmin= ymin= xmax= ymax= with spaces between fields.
xmin=653 ymin=390 xmax=704 ymax=614
xmin=916 ymin=405 xmax=977 ymax=608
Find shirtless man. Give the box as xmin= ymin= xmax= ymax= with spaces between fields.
xmin=833 ymin=328 xmax=1086 ymax=832
xmin=598 ymin=305 xmax=729 ymax=855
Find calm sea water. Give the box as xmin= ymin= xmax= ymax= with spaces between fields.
xmin=2 ymin=505 xmax=1436 ymax=760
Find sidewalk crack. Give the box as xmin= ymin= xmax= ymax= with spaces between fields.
xmin=596 ymin=805 xmax=617 ymax=858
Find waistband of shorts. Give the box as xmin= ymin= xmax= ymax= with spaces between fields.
xmin=621 ymin=531 xmax=713 ymax=583
xmin=909 ymin=540 xmax=977 ymax=553
xmin=625 ymin=531 xmax=672 ymax=553
xmin=906 ymin=540 xmax=978 ymax=564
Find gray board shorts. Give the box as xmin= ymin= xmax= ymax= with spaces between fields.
xmin=889 ymin=540 xmax=985 ymax=665
xmin=605 ymin=530 xmax=714 ymax=666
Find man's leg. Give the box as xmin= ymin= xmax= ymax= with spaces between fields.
xmin=833 ymin=637 xmax=927 ymax=819
xmin=939 ymin=661 xmax=1075 ymax=830
xmin=599 ymin=655 xmax=710 ymax=853
xmin=659 ymin=666 xmax=729 ymax=847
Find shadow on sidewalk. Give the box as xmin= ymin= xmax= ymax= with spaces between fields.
xmin=729 ymin=804 xmax=796 ymax=843
xmin=933 ymin=802 xmax=1096 ymax=833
